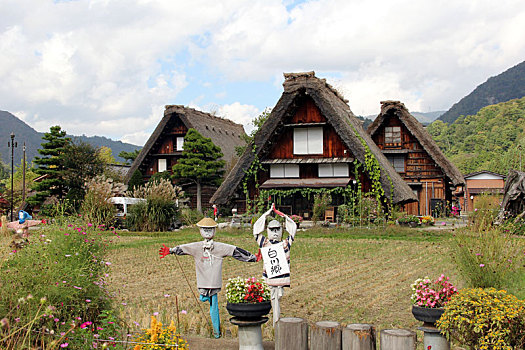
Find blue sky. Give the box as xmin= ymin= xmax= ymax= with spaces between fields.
xmin=1 ymin=0 xmax=524 ymax=146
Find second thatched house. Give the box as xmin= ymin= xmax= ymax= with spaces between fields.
xmin=126 ymin=105 xmax=246 ymax=209
xmin=367 ymin=101 xmax=465 ymax=216
xmin=211 ymin=72 xmax=416 ymax=217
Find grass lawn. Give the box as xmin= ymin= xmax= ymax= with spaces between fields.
xmin=105 ymin=225 xmax=461 ymax=340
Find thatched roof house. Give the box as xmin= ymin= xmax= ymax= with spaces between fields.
xmin=495 ymin=170 xmax=525 ymax=223
xmin=126 ymin=105 xmax=246 ymax=209
xmin=211 ymin=72 xmax=416 ymax=212
xmin=367 ymin=101 xmax=464 ymax=215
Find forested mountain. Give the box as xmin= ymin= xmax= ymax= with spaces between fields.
xmin=428 ymin=96 xmax=525 ymax=174
xmin=0 ymin=110 xmax=141 ymax=166
xmin=438 ymin=60 xmax=525 ymax=124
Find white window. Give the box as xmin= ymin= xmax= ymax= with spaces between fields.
xmin=318 ymin=164 xmax=349 ymax=177
xmin=386 ymin=155 xmax=405 ymax=172
xmin=385 ymin=126 xmax=401 ymax=144
xmin=270 ymin=164 xmax=299 ymax=178
xmin=158 ymin=158 xmax=167 ymax=172
xmin=293 ymin=127 xmax=323 ymax=155
xmin=176 ymin=136 xmax=185 ymax=151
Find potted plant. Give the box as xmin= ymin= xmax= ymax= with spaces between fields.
xmin=398 ymin=215 xmax=420 ymax=227
xmin=225 ymin=277 xmax=271 ymax=320
xmin=290 ymin=215 xmax=303 ymax=227
xmin=410 ymin=274 xmax=458 ymax=325
xmin=420 ymin=215 xmax=434 ymax=226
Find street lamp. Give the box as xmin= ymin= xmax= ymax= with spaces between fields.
xmin=8 ymin=133 xmax=17 ymax=221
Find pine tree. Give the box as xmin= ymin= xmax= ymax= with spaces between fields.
xmin=29 ymin=126 xmax=71 ymax=205
xmin=172 ymin=129 xmax=225 ymax=212
xmin=127 ymin=169 xmax=144 ymax=192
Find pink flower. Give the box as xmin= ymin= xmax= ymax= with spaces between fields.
xmin=60 ymin=343 xmax=68 ymax=348
xmin=153 ymin=312 xmax=159 ymax=316
xmin=181 ymin=310 xmax=187 ymax=314
xmin=480 ymin=264 xmax=485 ymax=267
xmin=85 ymin=299 xmax=91 ymax=303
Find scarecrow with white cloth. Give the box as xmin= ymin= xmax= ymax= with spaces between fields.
xmin=159 ymin=217 xmax=258 ymax=338
xmin=253 ymin=204 xmax=297 ymax=325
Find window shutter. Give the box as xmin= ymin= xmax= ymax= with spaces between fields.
xmin=158 ymin=159 xmax=167 ymax=172
xmin=176 ymin=137 xmax=184 ymax=151
xmin=333 ymin=163 xmax=349 ymax=177
xmin=293 ymin=128 xmax=308 ymax=154
xmin=318 ymin=164 xmax=333 ymax=177
xmin=285 ymin=164 xmax=299 ymax=178
xmin=270 ymin=164 xmax=285 ymax=178
xmin=308 ymin=127 xmax=323 ymax=154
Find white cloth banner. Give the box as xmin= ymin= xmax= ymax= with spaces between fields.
xmin=261 ymin=244 xmax=289 ymax=279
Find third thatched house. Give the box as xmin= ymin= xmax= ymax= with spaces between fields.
xmin=367 ymin=101 xmax=465 ymax=216
xmin=211 ymin=72 xmax=416 ymax=217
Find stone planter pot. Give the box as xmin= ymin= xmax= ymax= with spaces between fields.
xmin=411 ymin=305 xmax=444 ymax=325
xmin=226 ymin=301 xmax=271 ymax=320
xmin=408 ymin=222 xmax=419 ymax=228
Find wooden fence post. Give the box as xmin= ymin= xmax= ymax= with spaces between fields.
xmin=342 ymin=323 xmax=376 ymax=350
xmin=275 ymin=317 xmax=308 ymax=350
xmin=310 ymin=321 xmax=341 ymax=350
xmin=380 ymin=329 xmax=416 ymax=350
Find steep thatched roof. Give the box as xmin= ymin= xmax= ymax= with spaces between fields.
xmin=126 ymin=105 xmax=246 ymax=182
xmin=495 ymin=170 xmax=525 ymax=223
xmin=368 ymin=101 xmax=465 ymax=187
xmin=211 ymin=72 xmax=417 ymax=205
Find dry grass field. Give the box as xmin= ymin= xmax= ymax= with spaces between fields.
xmin=105 ymin=226 xmax=460 ymax=341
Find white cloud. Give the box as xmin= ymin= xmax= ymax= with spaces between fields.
xmin=0 ymin=0 xmax=524 ymax=145
xmin=217 ymin=102 xmax=261 ymax=134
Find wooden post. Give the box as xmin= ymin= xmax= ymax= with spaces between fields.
xmin=310 ymin=321 xmax=341 ymax=350
xmin=275 ymin=317 xmax=308 ymax=350
xmin=343 ymin=323 xmax=376 ymax=350
xmin=380 ymin=329 xmax=416 ymax=350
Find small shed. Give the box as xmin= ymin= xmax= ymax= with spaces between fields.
xmin=464 ymin=171 xmax=505 ymax=212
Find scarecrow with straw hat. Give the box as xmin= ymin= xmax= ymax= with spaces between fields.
xmin=159 ymin=217 xmax=259 ymax=338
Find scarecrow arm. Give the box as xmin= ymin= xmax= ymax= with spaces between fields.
xmin=273 ymin=204 xmax=297 ymax=247
xmin=232 ymin=247 xmax=257 ymax=262
xmin=159 ymin=244 xmax=185 ymax=259
xmin=25 ymin=220 xmax=43 ymax=228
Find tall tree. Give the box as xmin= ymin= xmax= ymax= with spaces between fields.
xmin=62 ymin=141 xmax=105 ymax=205
xmin=172 ymin=129 xmax=225 ymax=213
xmin=29 ymin=126 xmax=71 ymax=205
xmin=118 ymin=149 xmax=141 ymax=165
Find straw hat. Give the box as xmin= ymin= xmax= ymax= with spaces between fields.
xmin=196 ymin=217 xmax=218 ymax=228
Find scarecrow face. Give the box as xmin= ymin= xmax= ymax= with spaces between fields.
xmin=200 ymin=227 xmax=215 ymax=240
xmin=267 ymin=220 xmax=283 ymax=241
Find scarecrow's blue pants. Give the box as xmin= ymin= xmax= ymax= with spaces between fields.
xmin=200 ymin=294 xmax=220 ymax=338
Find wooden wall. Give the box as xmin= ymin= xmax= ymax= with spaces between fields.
xmin=267 ymin=98 xmax=353 ymax=159
xmin=372 ymin=114 xmax=450 ymax=216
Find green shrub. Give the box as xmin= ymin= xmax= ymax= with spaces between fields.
xmin=312 ymin=192 xmax=331 ymax=223
xmin=126 ymin=179 xmax=183 ymax=231
xmin=451 ymin=225 xmax=524 ymax=291
xmin=398 ymin=215 xmax=419 ymax=224
xmin=0 ymin=223 xmax=113 ymax=348
xmin=437 ymin=288 xmax=525 ymax=349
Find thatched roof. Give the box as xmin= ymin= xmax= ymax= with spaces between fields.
xmin=211 ymin=72 xmax=417 ymax=205
xmin=368 ymin=101 xmax=465 ymax=187
xmin=126 ymin=105 xmax=246 ymax=182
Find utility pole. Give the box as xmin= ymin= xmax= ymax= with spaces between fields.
xmin=22 ymin=143 xmax=26 ymax=203
xmin=8 ymin=133 xmax=17 ymax=221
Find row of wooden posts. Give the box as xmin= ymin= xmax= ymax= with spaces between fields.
xmin=275 ymin=318 xmax=418 ymax=350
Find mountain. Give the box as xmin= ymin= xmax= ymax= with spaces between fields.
xmin=364 ymin=110 xmax=443 ymax=126
xmin=427 ymin=96 xmax=525 ymax=174
xmin=438 ymin=60 xmax=525 ymax=124
xmin=0 ymin=110 xmax=141 ymax=166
